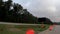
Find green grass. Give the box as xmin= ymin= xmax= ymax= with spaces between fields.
xmin=0 ymin=24 xmax=50 ymax=34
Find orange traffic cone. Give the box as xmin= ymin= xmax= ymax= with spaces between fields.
xmin=26 ymin=28 xmax=35 ymax=34
xmin=49 ymin=25 xmax=53 ymax=31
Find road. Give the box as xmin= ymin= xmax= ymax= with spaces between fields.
xmin=0 ymin=22 xmax=41 ymax=25
xmin=0 ymin=22 xmax=60 ymax=34
xmin=38 ymin=25 xmax=60 ymax=34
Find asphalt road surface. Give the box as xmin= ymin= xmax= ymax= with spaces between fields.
xmin=0 ymin=22 xmax=60 ymax=34
xmin=0 ymin=22 xmax=41 ymax=25
xmin=38 ymin=25 xmax=60 ymax=34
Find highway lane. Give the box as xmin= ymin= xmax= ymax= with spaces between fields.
xmin=0 ymin=22 xmax=41 ymax=25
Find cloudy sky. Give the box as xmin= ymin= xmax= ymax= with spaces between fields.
xmin=4 ymin=0 xmax=60 ymax=22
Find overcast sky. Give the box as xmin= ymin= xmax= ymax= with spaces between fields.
xmin=4 ymin=0 xmax=60 ymax=22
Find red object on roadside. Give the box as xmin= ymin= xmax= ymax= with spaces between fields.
xmin=26 ymin=29 xmax=35 ymax=34
xmin=49 ymin=25 xmax=53 ymax=31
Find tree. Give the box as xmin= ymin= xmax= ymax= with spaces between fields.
xmin=0 ymin=0 xmax=3 ymax=21
xmin=4 ymin=0 xmax=12 ymax=21
xmin=21 ymin=9 xmax=38 ymax=23
xmin=0 ymin=0 xmax=38 ymax=23
xmin=38 ymin=17 xmax=53 ymax=24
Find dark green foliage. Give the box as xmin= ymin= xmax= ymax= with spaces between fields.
xmin=0 ymin=0 xmax=52 ymax=24
xmin=0 ymin=0 xmax=38 ymax=23
xmin=38 ymin=17 xmax=53 ymax=24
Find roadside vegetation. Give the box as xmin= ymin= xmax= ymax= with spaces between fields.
xmin=0 ymin=24 xmax=50 ymax=34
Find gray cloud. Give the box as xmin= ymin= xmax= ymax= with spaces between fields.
xmin=13 ymin=0 xmax=60 ymax=22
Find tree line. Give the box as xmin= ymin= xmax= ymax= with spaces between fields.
xmin=0 ymin=0 xmax=53 ymax=24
